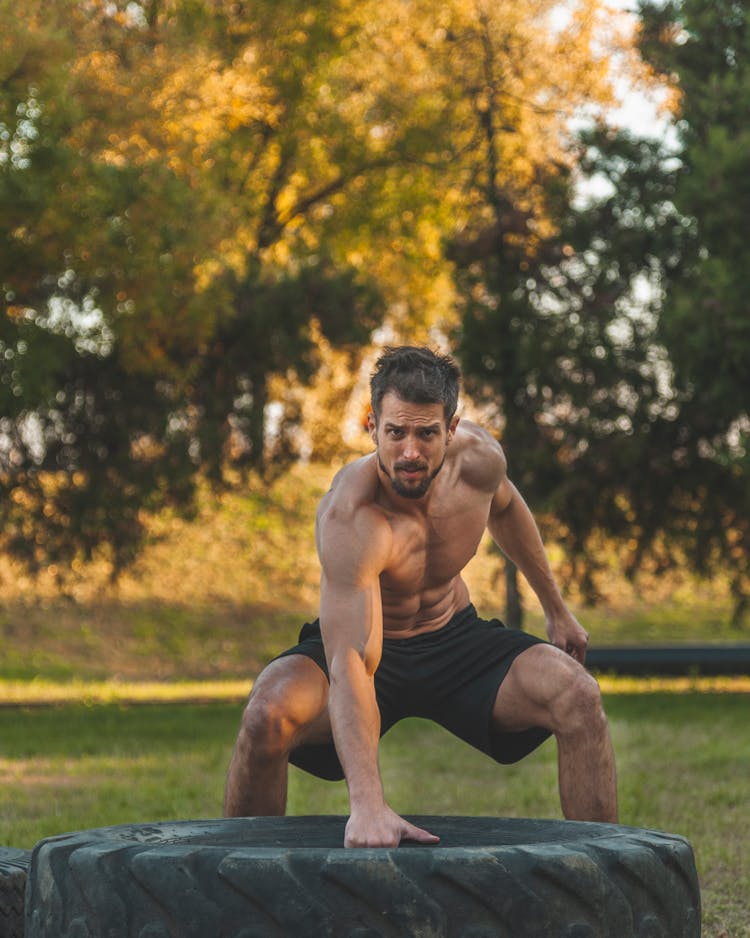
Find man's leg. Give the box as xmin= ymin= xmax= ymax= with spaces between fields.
xmin=492 ymin=644 xmax=618 ymax=822
xmin=223 ymin=655 xmax=332 ymax=817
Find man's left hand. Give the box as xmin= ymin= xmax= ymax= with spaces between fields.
xmin=546 ymin=609 xmax=589 ymax=664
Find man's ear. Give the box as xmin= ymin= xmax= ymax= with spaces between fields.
xmin=447 ymin=415 xmax=459 ymax=442
xmin=367 ymin=411 xmax=377 ymax=443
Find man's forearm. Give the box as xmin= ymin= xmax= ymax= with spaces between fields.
xmin=328 ymin=655 xmax=385 ymax=808
xmin=489 ymin=485 xmax=589 ymax=657
xmin=489 ymin=489 xmax=565 ymax=615
xmin=327 ymin=655 xmax=440 ymax=848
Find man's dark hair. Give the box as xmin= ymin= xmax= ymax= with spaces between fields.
xmin=370 ymin=346 xmax=461 ymax=425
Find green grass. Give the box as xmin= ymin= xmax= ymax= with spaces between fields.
xmin=0 ymin=693 xmax=747 ymax=937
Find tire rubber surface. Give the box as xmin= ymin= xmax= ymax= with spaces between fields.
xmin=25 ymin=815 xmax=701 ymax=937
xmin=0 ymin=847 xmax=31 ymax=938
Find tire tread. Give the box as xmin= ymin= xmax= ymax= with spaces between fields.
xmin=25 ymin=817 xmax=701 ymax=938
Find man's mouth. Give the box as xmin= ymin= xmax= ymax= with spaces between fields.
xmin=379 ymin=452 xmax=445 ymax=500
xmin=396 ymin=463 xmax=427 ymax=475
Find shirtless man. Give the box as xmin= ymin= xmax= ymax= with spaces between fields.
xmin=224 ymin=346 xmax=617 ymax=847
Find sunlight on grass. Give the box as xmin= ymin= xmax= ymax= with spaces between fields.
xmin=2 ymin=674 xmax=748 ymax=707
xmin=0 ymin=678 xmax=251 ymax=706
xmin=598 ymin=675 xmax=750 ymax=694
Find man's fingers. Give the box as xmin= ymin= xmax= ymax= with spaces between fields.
xmin=401 ymin=821 xmax=440 ymax=844
xmin=567 ymin=642 xmax=586 ymax=664
xmin=344 ymin=809 xmax=440 ymax=847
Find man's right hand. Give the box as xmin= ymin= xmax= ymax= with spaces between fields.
xmin=344 ymin=803 xmax=440 ymax=848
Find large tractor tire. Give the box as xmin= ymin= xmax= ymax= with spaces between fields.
xmin=25 ymin=815 xmax=700 ymax=937
xmin=0 ymin=847 xmax=31 ymax=938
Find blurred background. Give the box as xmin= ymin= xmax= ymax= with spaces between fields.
xmin=1 ymin=0 xmax=749 ymax=668
xmin=2 ymin=7 xmax=749 ymax=934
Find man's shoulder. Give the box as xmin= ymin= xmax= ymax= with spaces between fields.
xmin=316 ymin=456 xmax=392 ymax=570
xmin=453 ymin=420 xmax=506 ymax=492
xmin=317 ymin=455 xmax=387 ymax=529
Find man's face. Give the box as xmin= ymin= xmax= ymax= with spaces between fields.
xmin=369 ymin=391 xmax=458 ymax=500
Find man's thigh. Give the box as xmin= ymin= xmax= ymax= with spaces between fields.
xmin=491 ymin=643 xmax=586 ymax=734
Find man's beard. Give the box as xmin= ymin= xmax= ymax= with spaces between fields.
xmin=378 ymin=453 xmax=446 ymax=499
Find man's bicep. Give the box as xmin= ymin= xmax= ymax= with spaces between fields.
xmin=490 ymin=474 xmax=516 ymax=519
xmin=317 ymin=512 xmax=390 ymax=674
xmin=319 ymin=572 xmax=383 ymax=674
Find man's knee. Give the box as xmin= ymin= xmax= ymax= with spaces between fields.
xmin=550 ymin=666 xmax=608 ymax=738
xmin=236 ymin=657 xmax=330 ymax=759
xmin=238 ymin=691 xmax=299 ymax=758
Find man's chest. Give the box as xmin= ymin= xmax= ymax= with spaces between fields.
xmin=380 ymin=500 xmax=490 ymax=592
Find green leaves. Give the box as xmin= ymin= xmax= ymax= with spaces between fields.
xmin=455 ymin=0 xmax=750 ymax=624
xmin=0 ymin=0 xmax=667 ymax=587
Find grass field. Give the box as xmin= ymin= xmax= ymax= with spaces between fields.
xmin=0 ymin=691 xmax=747 ymax=937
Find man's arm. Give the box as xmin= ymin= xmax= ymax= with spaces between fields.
xmin=488 ymin=475 xmax=588 ymax=662
xmin=318 ymin=502 xmax=439 ymax=847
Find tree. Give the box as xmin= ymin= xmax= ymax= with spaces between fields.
xmin=454 ymin=125 xmax=688 ymax=623
xmin=64 ymin=0 xmax=446 ymax=472
xmin=188 ymin=257 xmax=383 ymax=480
xmin=1 ymin=0 xmax=655 ymax=585
xmin=0 ymin=321 xmax=197 ymax=578
xmin=1 ymin=1 xmax=220 ymax=579
xmin=0 ymin=0 xmax=428 ymax=573
xmin=636 ymin=0 xmax=750 ymax=623
xmin=456 ymin=0 xmax=750 ymax=628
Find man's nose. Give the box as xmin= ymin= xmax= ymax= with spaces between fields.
xmin=401 ymin=436 xmax=421 ymax=460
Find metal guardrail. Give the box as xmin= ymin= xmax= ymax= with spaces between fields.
xmin=586 ymin=644 xmax=750 ymax=676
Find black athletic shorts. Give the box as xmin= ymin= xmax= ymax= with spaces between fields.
xmin=275 ymin=603 xmax=552 ymax=780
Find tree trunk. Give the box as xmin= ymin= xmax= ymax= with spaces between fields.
xmin=247 ymin=370 xmax=267 ymax=475
xmin=505 ymin=557 xmax=523 ymax=629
